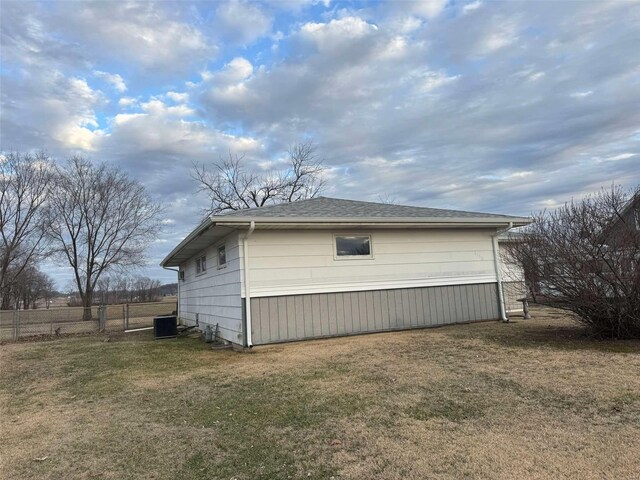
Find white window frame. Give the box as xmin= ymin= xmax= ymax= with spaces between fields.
xmin=217 ymin=243 xmax=227 ymax=269
xmin=333 ymin=234 xmax=374 ymax=260
xmin=196 ymin=254 xmax=207 ymax=275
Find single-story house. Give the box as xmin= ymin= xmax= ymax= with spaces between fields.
xmin=160 ymin=197 xmax=531 ymax=347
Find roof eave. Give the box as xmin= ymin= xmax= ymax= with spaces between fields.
xmin=214 ymin=216 xmax=532 ymax=226
xmin=159 ymin=217 xmax=214 ymax=267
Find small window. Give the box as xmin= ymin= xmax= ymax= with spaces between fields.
xmin=217 ymin=245 xmax=226 ymax=267
xmin=196 ymin=255 xmax=206 ymax=274
xmin=335 ymin=235 xmax=372 ymax=258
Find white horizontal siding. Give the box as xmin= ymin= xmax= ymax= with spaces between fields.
xmin=179 ymin=232 xmax=243 ymax=344
xmin=498 ymin=242 xmax=526 ymax=313
xmin=498 ymin=242 xmax=525 ymax=283
xmin=245 ymin=228 xmax=499 ymax=298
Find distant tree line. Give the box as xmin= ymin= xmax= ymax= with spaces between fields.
xmin=65 ymin=275 xmax=175 ymax=307
xmin=0 ymin=260 xmax=56 ymax=310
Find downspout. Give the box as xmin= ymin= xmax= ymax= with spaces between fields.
xmin=163 ymin=266 xmax=180 ymax=320
xmin=492 ymin=222 xmax=513 ymax=322
xmin=242 ymin=221 xmax=256 ymax=347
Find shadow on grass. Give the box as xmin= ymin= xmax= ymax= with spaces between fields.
xmin=452 ymin=318 xmax=640 ymax=354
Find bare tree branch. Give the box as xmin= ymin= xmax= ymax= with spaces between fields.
xmin=192 ymin=141 xmax=327 ymax=215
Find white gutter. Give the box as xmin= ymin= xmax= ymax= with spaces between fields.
xmin=214 ymin=216 xmax=531 ymax=226
xmin=492 ymin=222 xmax=513 ymax=322
xmin=242 ymin=221 xmax=256 ymax=347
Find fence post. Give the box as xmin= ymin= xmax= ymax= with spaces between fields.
xmin=13 ymin=310 xmax=17 ymax=341
xmin=125 ymin=303 xmax=130 ymax=330
xmin=15 ymin=309 xmax=20 ymax=340
xmin=98 ymin=305 xmax=106 ymax=332
xmin=122 ymin=304 xmax=126 ymax=330
xmin=50 ymin=308 xmax=54 ymax=335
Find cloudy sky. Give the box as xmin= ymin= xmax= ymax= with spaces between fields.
xmin=1 ymin=0 xmax=639 ymax=289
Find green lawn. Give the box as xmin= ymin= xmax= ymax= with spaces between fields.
xmin=1 ymin=307 xmax=639 ymax=479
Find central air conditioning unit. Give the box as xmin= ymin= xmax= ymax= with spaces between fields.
xmin=153 ymin=315 xmax=177 ymax=340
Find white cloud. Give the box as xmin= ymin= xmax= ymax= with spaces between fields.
xmin=605 ymin=153 xmax=636 ymax=161
xmin=113 ymin=113 xmax=147 ymax=125
xmin=57 ymin=2 xmax=215 ymax=73
xmin=118 ymin=97 xmax=137 ymax=107
xmin=140 ymin=99 xmax=196 ymax=118
xmin=47 ymin=76 xmax=105 ymax=150
xmin=570 ymin=90 xmax=593 ymax=98
xmin=409 ymin=0 xmax=449 ymax=19
xmin=420 ymin=71 xmax=461 ymax=92
xmin=479 ymin=20 xmax=519 ymax=53
xmin=300 ymin=17 xmax=378 ymax=51
xmin=93 ymin=70 xmax=127 ymax=92
xmin=213 ymin=0 xmax=272 ymax=45
xmin=392 ymin=16 xmax=423 ymax=34
xmin=200 ymin=57 xmax=256 ymax=108
xmin=166 ymin=91 xmax=189 ymax=103
xmin=462 ymin=1 xmax=482 ymax=14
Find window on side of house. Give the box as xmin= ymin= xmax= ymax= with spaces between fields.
xmin=335 ymin=235 xmax=372 ymax=258
xmin=196 ymin=255 xmax=206 ymax=274
xmin=217 ymin=244 xmax=226 ymax=268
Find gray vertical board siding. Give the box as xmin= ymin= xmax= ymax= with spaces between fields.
xmin=294 ymin=296 xmax=304 ymax=339
xmin=372 ymin=290 xmax=383 ymax=330
xmin=381 ymin=290 xmax=391 ymax=329
xmin=335 ymin=293 xmax=345 ymax=334
xmin=303 ymin=295 xmax=313 ymax=338
xmin=278 ymin=296 xmax=288 ymax=341
xmin=268 ymin=297 xmax=279 ymax=342
xmin=327 ymin=293 xmax=337 ymax=335
xmin=286 ymin=296 xmax=296 ymax=340
xmin=250 ymin=283 xmax=501 ymax=345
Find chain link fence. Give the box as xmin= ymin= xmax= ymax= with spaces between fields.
xmin=0 ymin=301 xmax=177 ymax=341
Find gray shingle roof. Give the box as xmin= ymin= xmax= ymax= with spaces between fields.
xmin=216 ymin=196 xmax=524 ymax=220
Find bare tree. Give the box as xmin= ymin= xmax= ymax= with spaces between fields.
xmin=504 ymin=185 xmax=640 ymax=339
xmin=193 ymin=141 xmax=327 ymax=215
xmin=376 ymin=194 xmax=397 ymax=205
xmin=46 ymin=157 xmax=162 ymax=319
xmin=0 ymin=151 xmax=52 ymax=304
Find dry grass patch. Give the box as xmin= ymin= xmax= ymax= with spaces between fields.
xmin=1 ymin=306 xmax=639 ymax=479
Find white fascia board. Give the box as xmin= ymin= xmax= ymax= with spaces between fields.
xmin=215 ymin=217 xmax=532 ymax=228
